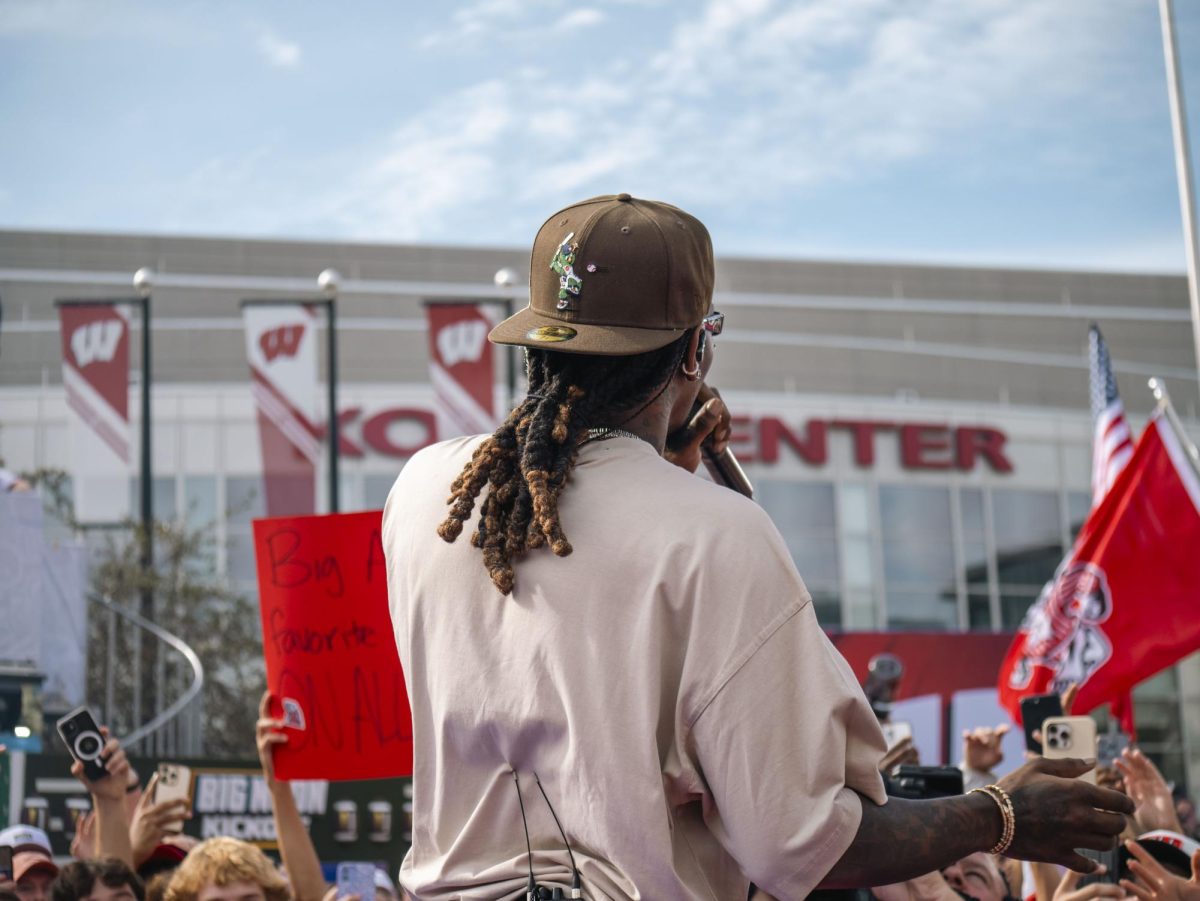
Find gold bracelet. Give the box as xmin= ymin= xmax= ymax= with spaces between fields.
xmin=970 ymin=785 xmax=1016 ymax=855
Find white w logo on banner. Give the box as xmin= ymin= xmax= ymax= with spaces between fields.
xmin=437 ymin=320 xmax=488 ymax=367
xmin=71 ymin=320 xmax=123 ymax=367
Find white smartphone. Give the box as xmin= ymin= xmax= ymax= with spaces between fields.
xmin=155 ymin=763 xmax=193 ymax=833
xmin=336 ymin=863 xmax=377 ymax=901
xmin=1041 ymin=715 xmax=1098 ymax=784
xmin=880 ymin=720 xmax=913 ymax=751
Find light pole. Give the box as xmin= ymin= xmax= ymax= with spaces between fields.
xmin=132 ymin=267 xmax=155 ymax=747
xmin=493 ymin=267 xmax=520 ymax=413
xmin=318 ymin=269 xmax=341 ymax=513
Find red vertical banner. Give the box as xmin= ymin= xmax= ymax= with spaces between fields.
xmin=425 ymin=303 xmax=497 ymax=438
xmin=243 ymin=304 xmax=321 ymax=516
xmin=58 ymin=303 xmax=132 ymax=520
xmin=253 ymin=510 xmax=412 ymax=781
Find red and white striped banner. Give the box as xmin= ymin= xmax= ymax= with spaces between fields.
xmin=58 ymin=303 xmax=132 ymax=521
xmin=425 ymin=303 xmax=498 ymax=438
xmin=243 ymin=304 xmax=321 ymax=516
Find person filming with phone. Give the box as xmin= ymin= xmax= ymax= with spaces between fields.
xmin=382 ymin=193 xmax=1135 ymax=900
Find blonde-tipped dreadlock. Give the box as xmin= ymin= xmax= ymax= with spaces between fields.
xmin=437 ymin=335 xmax=691 ymax=594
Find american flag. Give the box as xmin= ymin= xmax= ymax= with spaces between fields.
xmin=1089 ymin=324 xmax=1135 ymax=504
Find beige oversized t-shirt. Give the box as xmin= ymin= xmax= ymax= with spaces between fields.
xmin=382 ymin=435 xmax=887 ymax=901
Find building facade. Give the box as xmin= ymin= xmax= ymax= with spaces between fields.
xmin=2 ymin=229 xmax=1198 ymax=786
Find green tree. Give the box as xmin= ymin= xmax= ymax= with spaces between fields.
xmin=24 ymin=468 xmax=264 ymax=758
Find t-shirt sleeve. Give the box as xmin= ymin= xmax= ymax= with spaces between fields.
xmin=689 ymin=601 xmax=888 ymax=899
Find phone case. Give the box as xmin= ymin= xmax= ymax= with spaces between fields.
xmin=880 ymin=721 xmax=912 ymax=750
xmin=155 ymin=764 xmax=193 ymax=833
xmin=56 ymin=706 xmax=109 ymax=782
xmin=336 ymin=863 xmax=376 ymax=901
xmin=1042 ymin=715 xmax=1099 ymax=784
xmin=1020 ymin=694 xmax=1064 ymax=752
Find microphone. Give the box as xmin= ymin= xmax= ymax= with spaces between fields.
xmin=701 ymin=445 xmax=754 ymax=499
xmin=688 ymin=384 xmax=754 ymax=499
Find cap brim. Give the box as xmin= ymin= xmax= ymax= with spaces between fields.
xmin=488 ymin=305 xmax=687 ymax=356
xmin=14 ymin=853 xmax=58 ymax=881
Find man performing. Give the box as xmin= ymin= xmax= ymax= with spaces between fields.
xmin=382 ymin=193 xmax=1133 ymax=900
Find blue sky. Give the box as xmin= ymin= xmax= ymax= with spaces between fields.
xmin=4 ymin=0 xmax=1200 ymax=271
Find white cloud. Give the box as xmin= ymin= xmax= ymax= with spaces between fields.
xmin=257 ymin=32 xmax=301 ymax=68
xmin=558 ymin=8 xmax=605 ymax=30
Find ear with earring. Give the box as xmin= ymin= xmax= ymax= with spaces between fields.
xmin=681 ymin=329 xmax=705 ymax=381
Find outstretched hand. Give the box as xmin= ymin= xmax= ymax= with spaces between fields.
xmin=1115 ymin=749 xmax=1183 ymax=834
xmin=71 ymin=728 xmax=131 ymax=802
xmin=997 ymin=755 xmax=1134 ymax=871
xmin=257 ymin=691 xmax=288 ymax=789
xmin=964 ymin=724 xmax=1010 ymax=773
xmin=129 ymin=772 xmax=191 ymax=865
xmin=1120 ymin=841 xmax=1200 ymax=901
xmin=1053 ymin=866 xmax=1131 ymax=901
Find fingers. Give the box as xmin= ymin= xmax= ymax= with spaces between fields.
xmin=256 ymin=717 xmax=286 ymax=736
xmin=1061 ymin=851 xmax=1102 ymax=875
xmin=1073 ymin=883 xmax=1129 ymax=899
xmin=1119 ymin=878 xmax=1154 ymax=901
xmin=1058 ymin=867 xmax=1086 ymax=895
xmin=1124 ymin=841 xmax=1167 ymax=880
xmin=137 ymin=772 xmax=160 ymax=809
xmin=1035 ymin=756 xmax=1098 ymax=779
xmin=1075 ymin=783 xmax=1135 ymax=817
xmin=1190 ymin=849 xmax=1200 ymax=883
xmin=681 ymin=398 xmax=723 ymax=454
xmin=994 ymin=724 xmax=1011 ymax=740
xmin=258 ymin=691 xmax=274 ymax=720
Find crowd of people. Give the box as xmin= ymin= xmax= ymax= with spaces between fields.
xmin=0 ymin=693 xmax=399 ymax=901
xmin=1 ymin=687 xmax=1197 ymax=901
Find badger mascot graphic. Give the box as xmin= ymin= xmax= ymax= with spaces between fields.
xmin=1009 ymin=561 xmax=1114 ymax=694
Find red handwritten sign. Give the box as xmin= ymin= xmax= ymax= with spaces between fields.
xmin=253 ymin=510 xmax=412 ymax=781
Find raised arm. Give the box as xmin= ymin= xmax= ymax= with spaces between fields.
xmin=71 ymin=728 xmax=135 ymax=867
xmin=257 ymin=692 xmax=328 ymax=901
xmin=822 ymin=756 xmax=1134 ymax=888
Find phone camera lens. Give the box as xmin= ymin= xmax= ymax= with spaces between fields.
xmin=75 ymin=732 xmax=102 ymax=760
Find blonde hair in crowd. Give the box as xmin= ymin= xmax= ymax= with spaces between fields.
xmin=163 ymin=837 xmax=290 ymax=901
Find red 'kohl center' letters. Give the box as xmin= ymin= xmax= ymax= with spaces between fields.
xmin=732 ymin=416 xmax=1013 ymax=473
xmin=319 ymin=407 xmax=1014 ymax=474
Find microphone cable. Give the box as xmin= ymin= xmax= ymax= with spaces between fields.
xmin=534 ymin=772 xmax=582 ymax=898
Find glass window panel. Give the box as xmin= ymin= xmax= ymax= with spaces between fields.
xmin=184 ymin=476 xmax=216 ymax=529
xmin=960 ymin=487 xmax=986 ymax=541
xmin=226 ymin=533 xmax=258 ymax=583
xmin=961 ymin=539 xmax=988 ymax=584
xmin=226 ymin=476 xmax=264 ymax=525
xmin=809 ymin=591 xmax=841 ymax=629
xmin=886 ymin=589 xmax=957 ymax=631
xmin=839 ymin=483 xmax=871 ymax=534
xmin=1068 ymin=491 xmax=1092 ymax=541
xmin=880 ymin=486 xmax=956 ymax=631
xmin=364 ymin=474 xmax=399 ymax=511
xmin=760 ymin=480 xmax=840 ymax=596
xmin=841 ymin=537 xmax=874 ymax=589
xmin=992 ymin=489 xmax=1062 ymax=620
xmin=967 ymin=586 xmax=992 ymax=630
xmin=880 ymin=485 xmax=952 ymax=536
xmin=154 ymin=477 xmax=177 ymax=522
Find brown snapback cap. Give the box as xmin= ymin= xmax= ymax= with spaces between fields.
xmin=489 ymin=193 xmax=715 ymax=355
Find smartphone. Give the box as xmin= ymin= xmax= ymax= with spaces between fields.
xmin=335 ymin=863 xmax=376 ymax=901
xmin=0 ymin=845 xmax=13 ymax=882
xmin=56 ymin=706 xmax=109 ymax=781
xmin=1097 ymin=731 xmax=1132 ymax=768
xmin=1020 ymin=693 xmax=1063 ymax=753
xmin=880 ymin=721 xmax=913 ymax=751
xmin=155 ymin=763 xmax=193 ymax=833
xmin=1042 ymin=715 xmax=1099 ymax=784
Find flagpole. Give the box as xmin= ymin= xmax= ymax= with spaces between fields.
xmin=1150 ymin=377 xmax=1200 ymax=469
xmin=1159 ymin=0 xmax=1200 ymax=401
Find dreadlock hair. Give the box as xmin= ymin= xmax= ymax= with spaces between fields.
xmin=438 ymin=331 xmax=693 ymax=594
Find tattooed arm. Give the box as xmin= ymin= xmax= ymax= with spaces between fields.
xmin=821 ymin=757 xmax=1135 ymax=888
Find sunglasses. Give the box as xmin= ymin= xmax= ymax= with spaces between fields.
xmin=701 ymin=311 xmax=724 ymax=335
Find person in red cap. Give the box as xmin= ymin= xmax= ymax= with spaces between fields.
xmin=3 ymin=828 xmax=59 ymax=901
xmin=383 ymin=193 xmax=1137 ymax=900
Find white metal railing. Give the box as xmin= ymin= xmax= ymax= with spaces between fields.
xmin=89 ymin=594 xmax=205 ymax=756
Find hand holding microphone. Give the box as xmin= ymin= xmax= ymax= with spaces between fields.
xmin=665 ymin=384 xmax=754 ymax=498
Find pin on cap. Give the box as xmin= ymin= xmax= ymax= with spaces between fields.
xmin=488 ymin=193 xmax=715 ymax=356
